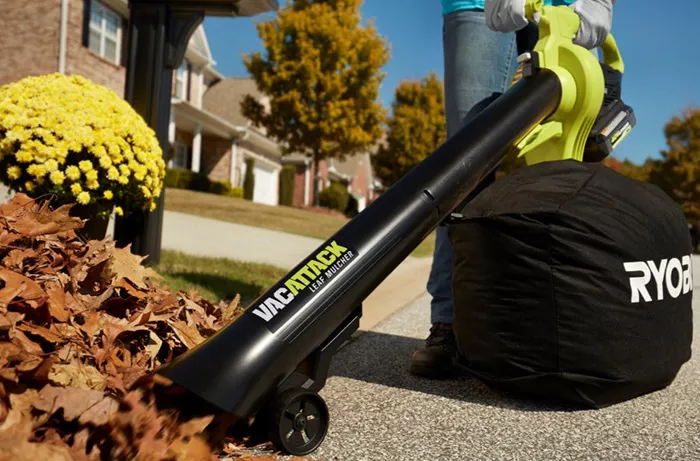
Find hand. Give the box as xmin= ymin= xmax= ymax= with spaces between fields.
xmin=484 ymin=0 xmax=614 ymax=50
xmin=484 ymin=0 xmax=529 ymax=34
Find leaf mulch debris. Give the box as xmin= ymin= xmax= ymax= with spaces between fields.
xmin=0 ymin=194 xmax=298 ymax=461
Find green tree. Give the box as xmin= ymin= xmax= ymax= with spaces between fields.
xmin=241 ymin=0 xmax=390 ymax=206
xmin=371 ymin=72 xmax=446 ymax=188
xmin=648 ymin=106 xmax=700 ymax=220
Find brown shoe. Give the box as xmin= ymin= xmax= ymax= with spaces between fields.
xmin=409 ymin=323 xmax=458 ymax=379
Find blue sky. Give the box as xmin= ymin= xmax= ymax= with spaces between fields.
xmin=202 ymin=0 xmax=699 ymax=164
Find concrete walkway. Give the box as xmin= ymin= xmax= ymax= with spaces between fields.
xmin=152 ymin=210 xmax=433 ymax=332
xmin=297 ymin=256 xmax=700 ymax=461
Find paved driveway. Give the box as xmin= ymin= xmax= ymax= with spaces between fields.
xmin=307 ymin=256 xmax=700 ymax=460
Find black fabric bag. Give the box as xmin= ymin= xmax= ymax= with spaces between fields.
xmin=447 ymin=160 xmax=694 ymax=408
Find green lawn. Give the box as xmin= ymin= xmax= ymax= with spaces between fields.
xmin=154 ymin=249 xmax=288 ymax=306
xmin=164 ymin=187 xmax=436 ymax=258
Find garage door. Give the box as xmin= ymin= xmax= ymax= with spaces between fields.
xmin=253 ymin=161 xmax=279 ymax=206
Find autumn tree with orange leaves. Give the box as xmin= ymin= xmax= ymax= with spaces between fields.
xmin=241 ymin=0 xmax=390 ymax=206
xmin=371 ymin=72 xmax=446 ymax=188
xmin=648 ymin=106 xmax=700 ymax=221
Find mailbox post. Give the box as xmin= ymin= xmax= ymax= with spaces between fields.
xmin=114 ymin=0 xmax=277 ymax=265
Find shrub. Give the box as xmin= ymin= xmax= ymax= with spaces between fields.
xmin=319 ymin=181 xmax=349 ymax=213
xmin=228 ymin=187 xmax=244 ymax=198
xmin=279 ymin=164 xmax=296 ymax=206
xmin=243 ymin=158 xmax=255 ymax=200
xmin=345 ymin=194 xmax=359 ymax=217
xmin=165 ymin=168 xmax=194 ymax=189
xmin=0 ymin=73 xmax=165 ymax=218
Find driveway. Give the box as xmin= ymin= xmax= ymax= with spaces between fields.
xmin=304 ymin=256 xmax=700 ymax=460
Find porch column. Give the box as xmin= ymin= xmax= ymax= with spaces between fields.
xmin=230 ymin=140 xmax=238 ymax=185
xmin=167 ymin=110 xmax=175 ymax=167
xmin=192 ymin=122 xmax=202 ymax=172
xmin=304 ymin=159 xmax=310 ymax=206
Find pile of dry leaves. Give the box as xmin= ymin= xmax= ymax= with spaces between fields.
xmin=0 ymin=194 xmax=276 ymax=461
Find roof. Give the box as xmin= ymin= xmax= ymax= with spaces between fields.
xmin=202 ymin=77 xmax=265 ymax=127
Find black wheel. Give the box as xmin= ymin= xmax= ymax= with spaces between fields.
xmin=266 ymin=388 xmax=329 ymax=456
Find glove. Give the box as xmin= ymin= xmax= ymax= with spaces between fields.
xmin=484 ymin=0 xmax=615 ymax=50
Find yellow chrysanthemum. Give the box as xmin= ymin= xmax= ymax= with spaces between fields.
xmin=15 ymin=151 xmax=33 ymax=163
xmin=26 ymin=164 xmax=47 ymax=178
xmin=24 ymin=181 xmax=34 ymax=192
xmin=107 ymin=167 xmax=119 ymax=180
xmin=7 ymin=166 xmax=21 ymax=180
xmin=86 ymin=179 xmax=99 ymax=190
xmin=65 ymin=165 xmax=81 ymax=180
xmin=49 ymin=170 xmax=65 ymax=185
xmin=44 ymin=159 xmax=59 ymax=172
xmin=76 ymin=191 xmax=90 ymax=205
xmin=149 ymin=201 xmax=157 ymax=212
xmin=114 ymin=206 xmax=124 ymax=216
xmin=99 ymin=156 xmax=112 ymax=169
xmin=0 ymin=73 xmax=166 ymax=212
xmin=103 ymin=190 xmax=113 ymax=200
xmin=78 ymin=160 xmax=93 ymax=173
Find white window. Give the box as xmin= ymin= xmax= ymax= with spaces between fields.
xmin=175 ymin=61 xmax=189 ymax=99
xmin=88 ymin=1 xmax=122 ymax=64
xmin=172 ymin=142 xmax=188 ymax=169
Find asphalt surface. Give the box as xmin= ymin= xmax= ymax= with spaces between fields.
xmin=300 ymin=256 xmax=700 ymax=461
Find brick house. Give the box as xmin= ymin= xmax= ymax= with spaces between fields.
xmin=0 ymin=0 xmax=283 ymax=206
xmin=0 ymin=0 xmax=381 ymax=210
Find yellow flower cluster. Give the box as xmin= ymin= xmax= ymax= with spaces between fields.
xmin=0 ymin=73 xmax=166 ymax=214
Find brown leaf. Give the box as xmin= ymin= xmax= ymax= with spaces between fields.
xmin=2 ymin=249 xmax=36 ymax=271
xmin=33 ymin=385 xmax=119 ymax=426
xmin=0 ymin=312 xmax=23 ymax=338
xmin=4 ymin=195 xmax=82 ymax=238
xmin=18 ymin=323 xmax=64 ymax=344
xmin=178 ymin=415 xmax=215 ymax=438
xmin=45 ymin=282 xmax=69 ymax=322
xmin=115 ymin=278 xmax=147 ymax=299
xmin=220 ymin=294 xmax=242 ymax=325
xmin=0 ymin=441 xmax=74 ymax=461
xmin=0 ymin=269 xmax=46 ymax=306
xmin=103 ymin=244 xmax=161 ymax=289
xmin=11 ymin=330 xmax=44 ymax=355
xmin=48 ymin=362 xmax=107 ymax=391
xmin=167 ymin=321 xmax=205 ymax=350
xmin=167 ymin=434 xmax=213 ymax=461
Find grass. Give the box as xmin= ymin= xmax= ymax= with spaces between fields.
xmin=154 ymin=249 xmax=288 ymax=306
xmin=163 ymin=187 xmax=436 ymax=258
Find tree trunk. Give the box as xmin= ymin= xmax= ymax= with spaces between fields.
xmin=313 ymin=152 xmax=320 ymax=207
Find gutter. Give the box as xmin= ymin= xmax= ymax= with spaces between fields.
xmin=58 ymin=0 xmax=69 ymax=73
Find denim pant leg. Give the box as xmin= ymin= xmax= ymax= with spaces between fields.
xmin=428 ymin=10 xmax=517 ymax=325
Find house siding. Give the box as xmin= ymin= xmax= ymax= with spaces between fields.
xmin=0 ymin=0 xmax=61 ymax=86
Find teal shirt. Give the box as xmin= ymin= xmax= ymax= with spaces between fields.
xmin=442 ymin=0 xmax=575 ymax=15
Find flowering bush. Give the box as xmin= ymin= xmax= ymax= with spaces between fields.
xmin=0 ymin=73 xmax=166 ymax=218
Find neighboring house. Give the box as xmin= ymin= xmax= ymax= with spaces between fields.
xmin=0 ymin=0 xmax=380 ymax=210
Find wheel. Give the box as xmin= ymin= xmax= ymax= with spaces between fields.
xmin=266 ymin=388 xmax=329 ymax=456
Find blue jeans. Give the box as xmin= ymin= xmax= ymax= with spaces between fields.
xmin=428 ymin=9 xmax=517 ymax=325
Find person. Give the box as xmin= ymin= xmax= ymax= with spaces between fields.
xmin=409 ymin=0 xmax=616 ymax=379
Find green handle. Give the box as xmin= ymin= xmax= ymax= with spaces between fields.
xmin=524 ymin=0 xmax=624 ymax=72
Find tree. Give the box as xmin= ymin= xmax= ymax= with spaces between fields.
xmin=371 ymin=72 xmax=446 ymax=188
xmin=241 ymin=0 xmax=390 ymax=206
xmin=648 ymin=106 xmax=700 ymax=221
xmin=603 ymin=156 xmax=656 ymax=183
